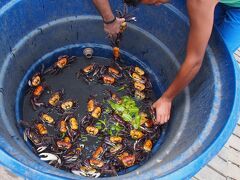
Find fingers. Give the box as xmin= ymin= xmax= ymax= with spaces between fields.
xmin=153 ymin=108 xmax=170 ymax=125
xmin=118 ymin=18 xmax=125 ymax=23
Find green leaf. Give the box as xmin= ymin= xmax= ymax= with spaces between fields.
xmin=129 ymin=107 xmax=139 ymax=114
xmin=122 ymin=113 xmax=132 ymax=122
xmin=117 ymin=86 xmax=125 ymax=91
xmin=61 ymin=132 xmax=66 ymax=138
xmin=133 ymin=115 xmax=141 ymax=129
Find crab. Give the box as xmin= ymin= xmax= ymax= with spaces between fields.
xmin=39 ymin=152 xmax=62 ymax=168
xmin=130 ymin=130 xmax=144 ymax=140
xmin=87 ymin=96 xmax=101 ymax=113
xmin=36 ymin=123 xmax=48 ymax=135
xmin=134 ymin=90 xmax=146 ymax=100
xmin=66 ymin=116 xmax=80 ymax=142
xmin=23 ymin=127 xmax=53 ymax=148
xmin=92 ymin=146 xmax=104 ymax=159
xmin=30 ymin=84 xmax=48 ymax=110
xmin=58 ymin=99 xmax=78 ymax=114
xmin=89 ymin=159 xmax=105 ymax=168
xmin=116 ymin=3 xmax=137 ymax=31
xmin=39 ymin=112 xmax=55 ymax=125
xmin=143 ymin=139 xmax=153 ymax=152
xmin=109 ymin=144 xmax=124 ymax=155
xmin=86 ymin=126 xmax=99 ymax=136
xmin=110 ymin=136 xmax=123 ymax=144
xmin=76 ymin=63 xmax=100 ymax=84
xmin=56 ymin=137 xmax=72 ymax=150
xmin=109 ymin=3 xmax=137 ymax=51
xmin=47 ymin=89 xmax=64 ymax=107
xmin=91 ymin=107 xmax=102 ymax=119
xmin=105 ymin=90 xmax=122 ymax=104
xmin=107 ymin=66 xmax=122 ymax=79
xmin=101 ymin=75 xmax=115 ymax=85
xmin=28 ymin=64 xmax=45 ymax=87
xmin=134 ymin=81 xmax=146 ymax=91
xmin=118 ymin=152 xmax=136 ymax=167
xmin=63 ymin=144 xmax=85 ymax=163
xmin=71 ymin=166 xmax=101 ymax=178
xmin=59 ymin=119 xmax=67 ymax=134
xmin=45 ymin=55 xmax=77 ymax=74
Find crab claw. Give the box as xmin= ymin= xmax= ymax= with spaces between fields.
xmin=39 ymin=153 xmax=59 ymax=162
xmin=71 ymin=170 xmax=101 ymax=178
xmin=129 ymin=17 xmax=137 ymax=22
xmin=37 ymin=146 xmax=47 ymax=153
xmin=65 ymin=155 xmax=78 ymax=163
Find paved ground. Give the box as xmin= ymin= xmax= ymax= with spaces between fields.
xmin=193 ymin=118 xmax=240 ymax=180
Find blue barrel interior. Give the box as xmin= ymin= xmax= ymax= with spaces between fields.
xmin=0 ymin=0 xmax=240 ymax=179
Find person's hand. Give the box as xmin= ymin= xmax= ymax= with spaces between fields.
xmin=152 ymin=96 xmax=172 ymax=125
xmin=104 ymin=17 xmax=125 ymax=38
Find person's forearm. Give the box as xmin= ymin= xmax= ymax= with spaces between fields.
xmin=93 ymin=0 xmax=115 ymax=21
xmin=162 ymin=0 xmax=218 ymax=101
xmin=162 ymin=57 xmax=202 ymax=101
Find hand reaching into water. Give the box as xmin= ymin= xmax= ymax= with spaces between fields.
xmin=152 ymin=96 xmax=172 ymax=125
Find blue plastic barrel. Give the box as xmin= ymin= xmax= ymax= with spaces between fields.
xmin=0 ymin=0 xmax=239 ymax=179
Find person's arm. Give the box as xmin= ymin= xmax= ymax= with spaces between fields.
xmin=93 ymin=0 xmax=125 ymax=36
xmin=153 ymin=0 xmax=219 ymax=124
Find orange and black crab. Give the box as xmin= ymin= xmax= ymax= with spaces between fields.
xmin=30 ymin=83 xmax=49 ymax=111
xmin=45 ymin=55 xmax=77 ymax=75
xmin=28 ymin=64 xmax=46 ymax=88
xmin=76 ymin=63 xmax=101 ymax=84
xmin=56 ymin=99 xmax=78 ymax=115
xmin=46 ymin=89 xmax=64 ymax=108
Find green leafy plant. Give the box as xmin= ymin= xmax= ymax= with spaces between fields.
xmin=108 ymin=96 xmax=142 ymax=129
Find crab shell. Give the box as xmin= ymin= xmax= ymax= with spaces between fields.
xmin=134 ymin=66 xmax=145 ymax=76
xmin=92 ymin=146 xmax=104 ymax=159
xmin=143 ymin=139 xmax=153 ymax=152
xmin=108 ymin=67 xmax=120 ymax=75
xmin=102 ymin=75 xmax=115 ymax=85
xmin=110 ymin=136 xmax=123 ymax=143
xmin=130 ymin=130 xmax=144 ymax=140
xmin=69 ymin=117 xmax=79 ymax=130
xmin=110 ymin=144 xmax=123 ymax=154
xmin=48 ymin=92 xmax=61 ymax=106
xmin=145 ymin=120 xmax=154 ymax=128
xmin=36 ymin=123 xmax=48 ymax=135
xmin=91 ymin=107 xmax=102 ymax=119
xmin=57 ymin=139 xmax=72 ymax=150
xmin=89 ymin=159 xmax=104 ymax=168
xmin=86 ymin=126 xmax=99 ymax=136
xmin=121 ymin=154 xmax=136 ymax=167
xmin=134 ymin=82 xmax=146 ymax=91
xmin=131 ymin=73 xmax=142 ymax=82
xmin=61 ymin=100 xmax=74 ymax=111
xmin=140 ymin=112 xmax=148 ymax=125
xmin=59 ymin=120 xmax=67 ymax=133
xmin=33 ymin=85 xmax=44 ymax=97
xmin=113 ymin=47 xmax=120 ymax=59
xmin=83 ymin=64 xmax=94 ymax=74
xmin=30 ymin=74 xmax=41 ymax=87
xmin=111 ymin=93 xmax=122 ymax=104
xmin=56 ymin=55 xmax=68 ymax=69
xmin=134 ymin=90 xmax=146 ymax=100
xmin=87 ymin=99 xmax=95 ymax=112
xmin=40 ymin=113 xmax=55 ymax=124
